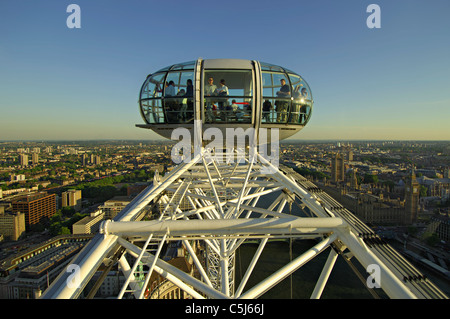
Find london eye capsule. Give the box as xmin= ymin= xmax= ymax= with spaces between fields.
xmin=137 ymin=58 xmax=313 ymax=143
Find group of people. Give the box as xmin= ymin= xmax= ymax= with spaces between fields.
xmin=204 ymin=77 xmax=249 ymax=122
xmin=205 ymin=77 xmax=228 ymax=122
xmin=158 ymin=76 xmax=309 ymax=124
xmin=164 ymin=79 xmax=194 ymax=123
xmin=263 ymin=78 xmax=310 ymax=124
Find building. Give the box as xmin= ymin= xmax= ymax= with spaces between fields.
xmin=318 ymin=184 xmax=406 ymax=226
xmin=405 ymin=170 xmax=420 ymax=224
xmin=426 ymin=215 xmax=450 ymax=243
xmin=417 ymin=175 xmax=450 ymax=201
xmin=98 ymin=196 xmax=131 ymax=220
xmin=61 ymin=189 xmax=82 ymax=211
xmin=10 ymin=174 xmax=26 ymax=182
xmin=349 ymin=169 xmax=359 ymax=190
xmin=19 ymin=154 xmax=28 ymax=167
xmin=148 ymin=242 xmax=198 ymax=299
xmin=31 ymin=153 xmax=39 ymax=165
xmin=11 ymin=192 xmax=56 ymax=228
xmin=331 ymin=153 xmax=345 ymax=183
xmin=0 ymin=205 xmax=26 ymax=241
xmin=0 ymin=235 xmax=92 ymax=299
xmin=348 ymin=150 xmax=354 ymax=161
xmin=355 ymin=192 xmax=405 ymax=225
xmin=72 ymin=210 xmax=105 ymax=234
xmin=82 ymin=153 xmax=88 ymax=166
xmin=444 ymin=167 xmax=450 ymax=179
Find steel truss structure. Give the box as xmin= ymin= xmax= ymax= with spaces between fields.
xmin=41 ymin=146 xmax=448 ymax=299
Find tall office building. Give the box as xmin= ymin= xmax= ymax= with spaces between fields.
xmin=11 ymin=192 xmax=56 ymax=228
xmin=61 ymin=189 xmax=82 ymax=211
xmin=31 ymin=153 xmax=39 ymax=165
xmin=0 ymin=206 xmax=26 ymax=241
xmin=331 ymin=153 xmax=345 ymax=183
xmin=82 ymin=153 xmax=88 ymax=166
xmin=404 ymin=170 xmax=419 ymax=224
xmin=19 ymin=154 xmax=28 ymax=167
xmin=348 ymin=150 xmax=353 ymax=161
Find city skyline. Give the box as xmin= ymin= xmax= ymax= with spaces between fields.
xmin=1 ymin=0 xmax=449 ymax=141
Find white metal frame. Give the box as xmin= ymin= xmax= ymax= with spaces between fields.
xmin=41 ymin=144 xmax=447 ymax=299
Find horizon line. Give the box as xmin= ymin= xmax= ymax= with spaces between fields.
xmin=1 ymin=138 xmax=449 ymax=143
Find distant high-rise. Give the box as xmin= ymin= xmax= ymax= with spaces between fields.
xmin=331 ymin=153 xmax=345 ymax=183
xmin=19 ymin=154 xmax=28 ymax=167
xmin=0 ymin=206 xmax=26 ymax=241
xmin=62 ymin=189 xmax=82 ymax=211
xmin=32 ymin=153 xmax=39 ymax=165
xmin=405 ymin=170 xmax=419 ymax=224
xmin=82 ymin=153 xmax=88 ymax=166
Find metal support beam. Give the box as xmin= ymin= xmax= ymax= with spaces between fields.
xmin=235 ymin=237 xmax=268 ymax=298
xmin=239 ymin=233 xmax=338 ymax=299
xmin=336 ymin=229 xmax=417 ymax=299
xmin=101 ymin=217 xmax=346 ymax=238
xmin=138 ymin=232 xmax=168 ymax=299
xmin=117 ymin=237 xmax=229 ymax=299
xmin=310 ymin=248 xmax=339 ymax=299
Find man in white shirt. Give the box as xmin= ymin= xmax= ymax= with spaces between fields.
xmin=215 ymin=79 xmax=229 ymax=96
xmin=205 ymin=77 xmax=217 ymax=96
xmin=205 ymin=77 xmax=217 ymax=122
xmin=165 ymin=81 xmax=176 ymax=96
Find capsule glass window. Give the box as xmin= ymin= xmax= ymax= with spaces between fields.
xmin=288 ymin=74 xmax=312 ymax=125
xmin=203 ymin=70 xmax=253 ymax=124
xmin=262 ymin=71 xmax=291 ymax=123
xmin=163 ymin=71 xmax=194 ymax=124
xmin=140 ymin=73 xmax=165 ymax=124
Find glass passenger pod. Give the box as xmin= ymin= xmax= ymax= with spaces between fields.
xmin=138 ymin=59 xmax=313 ymax=141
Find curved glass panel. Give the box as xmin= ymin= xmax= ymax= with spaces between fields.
xmin=262 ymin=71 xmax=291 ymax=123
xmin=260 ymin=62 xmax=284 ymax=72
xmin=170 ymin=61 xmax=195 ymax=70
xmin=163 ymin=71 xmax=194 ymax=123
xmin=288 ymin=73 xmax=313 ymax=125
xmin=203 ymin=70 xmax=253 ymax=124
xmin=140 ymin=73 xmax=165 ymax=124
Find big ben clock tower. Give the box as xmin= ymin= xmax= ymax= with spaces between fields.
xmin=405 ymin=168 xmax=419 ymax=224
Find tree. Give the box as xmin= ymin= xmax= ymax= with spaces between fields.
xmin=59 ymin=227 xmax=71 ymax=235
xmin=61 ymin=206 xmax=76 ymax=217
xmin=364 ymin=174 xmax=378 ymax=184
xmin=419 ymin=185 xmax=428 ymax=198
xmin=423 ymin=232 xmax=440 ymax=247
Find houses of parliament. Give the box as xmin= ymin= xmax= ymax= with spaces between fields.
xmin=320 ymin=152 xmax=422 ymax=227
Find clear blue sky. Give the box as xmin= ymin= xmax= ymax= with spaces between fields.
xmin=1 ymin=0 xmax=449 ymax=141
